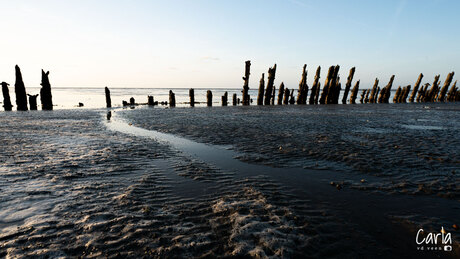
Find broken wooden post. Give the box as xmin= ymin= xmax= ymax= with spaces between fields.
xmin=382 ymin=75 xmax=395 ymax=103
xmin=278 ymin=82 xmax=285 ymax=105
xmin=437 ymin=72 xmax=455 ymax=102
xmin=409 ymin=73 xmax=423 ymax=102
xmin=425 ymin=75 xmax=440 ymax=102
xmin=148 ymin=96 xmax=154 ymax=105
xmin=232 ymin=93 xmax=237 ymax=106
xmin=369 ymin=78 xmax=379 ymax=103
xmin=222 ymin=91 xmax=228 ymax=106
xmin=309 ymin=66 xmax=321 ymax=105
xmin=314 ymin=82 xmax=321 ymax=104
xmin=105 ymin=87 xmax=111 ymax=108
xmin=130 ymin=97 xmax=135 ymax=105
xmin=289 ymin=90 xmax=295 ymax=104
xmin=242 ymin=60 xmax=251 ymax=105
xmin=393 ymin=86 xmax=402 ymax=103
xmin=257 ymin=73 xmax=265 ymax=105
xmin=207 ymin=90 xmax=213 ymax=106
xmin=326 ymin=65 xmax=340 ymax=104
xmin=349 ymin=80 xmax=360 ymax=104
xmin=264 ymin=64 xmax=277 ymax=105
xmin=342 ymin=67 xmax=356 ymax=104
xmin=364 ymin=89 xmax=370 ymax=103
xmin=375 ymin=87 xmax=380 ymax=103
xmin=40 ymin=69 xmax=53 ymax=110
xmin=271 ymin=86 xmax=276 ymax=105
xmin=169 ymin=90 xmax=176 ymax=107
xmin=319 ymin=66 xmax=334 ymax=104
xmin=283 ymin=88 xmax=290 ymax=105
xmin=359 ymin=89 xmax=366 ymax=103
xmin=417 ymin=83 xmax=429 ymax=102
xmin=27 ymin=94 xmax=38 ymax=110
xmin=14 ymin=65 xmax=28 ymax=111
xmin=1 ymin=82 xmax=12 ymax=111
xmin=447 ymin=81 xmax=457 ymax=102
xmin=296 ymin=64 xmax=308 ymax=105
xmin=189 ymin=88 xmax=195 ymax=107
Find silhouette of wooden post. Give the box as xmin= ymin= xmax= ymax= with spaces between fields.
xmin=309 ymin=66 xmax=321 ymax=105
xmin=289 ymin=90 xmax=295 ymax=104
xmin=189 ymin=88 xmax=195 ymax=107
xmin=409 ymin=73 xmax=423 ymax=102
xmin=382 ymin=75 xmax=395 ymax=103
xmin=14 ymin=65 xmax=28 ymax=111
xmin=242 ymin=60 xmax=251 ymax=105
xmin=326 ymin=66 xmax=340 ymax=104
xmin=359 ymin=89 xmax=366 ymax=103
xmin=369 ymin=78 xmax=379 ymax=103
xmin=402 ymin=85 xmax=411 ymax=103
xmin=232 ymin=93 xmax=237 ymax=106
xmin=349 ymin=80 xmax=360 ymax=104
xmin=222 ymin=91 xmax=228 ymax=106
xmin=277 ymin=82 xmax=285 ymax=105
xmin=148 ymin=96 xmax=154 ymax=105
xmin=27 ymin=94 xmax=38 ymax=110
xmin=130 ymin=97 xmax=135 ymax=105
xmin=393 ymin=86 xmax=402 ymax=103
xmin=437 ymin=72 xmax=455 ymax=102
xmin=342 ymin=67 xmax=355 ymax=104
xmin=417 ymin=83 xmax=429 ymax=102
xmin=264 ymin=64 xmax=277 ymax=105
xmin=425 ymin=75 xmax=440 ymax=102
xmin=297 ymin=64 xmax=308 ymax=105
xmin=169 ymin=90 xmax=176 ymax=107
xmin=271 ymin=86 xmax=276 ymax=105
xmin=40 ymin=69 xmax=53 ymax=110
xmin=283 ymin=88 xmax=290 ymax=105
xmin=257 ymin=73 xmax=265 ymax=105
xmin=105 ymin=87 xmax=111 ymax=108
xmin=447 ymin=81 xmax=457 ymax=102
xmin=319 ymin=66 xmax=334 ymax=104
xmin=1 ymin=82 xmax=12 ymax=111
xmin=207 ymin=90 xmax=212 ymax=106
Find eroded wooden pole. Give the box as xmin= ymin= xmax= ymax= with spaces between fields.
xmin=169 ymin=90 xmax=176 ymax=107
xmin=189 ymin=88 xmax=195 ymax=107
xmin=40 ymin=69 xmax=53 ymax=110
xmin=207 ymin=90 xmax=213 ymax=106
xmin=278 ymin=82 xmax=285 ymax=105
xmin=105 ymin=87 xmax=111 ymax=108
xmin=349 ymin=80 xmax=360 ymax=104
xmin=342 ymin=67 xmax=356 ymax=104
xmin=264 ymin=64 xmax=277 ymax=105
xmin=242 ymin=60 xmax=251 ymax=105
xmin=409 ymin=73 xmax=423 ymax=102
xmin=296 ymin=64 xmax=308 ymax=105
xmin=437 ymin=72 xmax=455 ymax=102
xmin=369 ymin=78 xmax=379 ymax=104
xmin=1 ymin=82 xmax=13 ymax=111
xmin=257 ymin=73 xmax=265 ymax=105
xmin=309 ymin=66 xmax=321 ymax=105
xmin=14 ymin=65 xmax=28 ymax=111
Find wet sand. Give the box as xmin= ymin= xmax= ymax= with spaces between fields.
xmin=0 ymin=104 xmax=459 ymax=258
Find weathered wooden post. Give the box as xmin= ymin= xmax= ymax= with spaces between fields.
xmin=1 ymin=82 xmax=12 ymax=111
xmin=169 ymin=90 xmax=176 ymax=107
xmin=14 ymin=65 xmax=28 ymax=111
xmin=393 ymin=86 xmax=402 ymax=103
xmin=349 ymin=80 xmax=360 ymax=104
xmin=409 ymin=73 xmax=423 ymax=102
xmin=342 ymin=67 xmax=356 ymax=104
xmin=417 ymin=83 xmax=429 ymax=102
xmin=188 ymin=88 xmax=194 ymax=107
xmin=369 ymin=78 xmax=379 ymax=103
xmin=309 ymin=66 xmax=321 ymax=105
xmin=105 ymin=86 xmax=111 ymax=108
xmin=425 ymin=75 xmax=440 ymax=102
xmin=319 ymin=66 xmax=334 ymax=104
xmin=264 ymin=64 xmax=277 ymax=105
xmin=207 ymin=90 xmax=213 ymax=106
xmin=402 ymin=85 xmax=411 ymax=103
xmin=257 ymin=73 xmax=265 ymax=105
xmin=130 ymin=97 xmax=135 ymax=105
xmin=148 ymin=95 xmax=154 ymax=105
xmin=364 ymin=89 xmax=370 ymax=103
xmin=437 ymin=72 xmax=455 ymax=102
xmin=283 ymin=88 xmax=290 ymax=105
xmin=375 ymin=87 xmax=380 ymax=103
xmin=27 ymin=94 xmax=38 ymax=110
xmin=278 ymin=82 xmax=285 ymax=105
xmin=232 ymin=93 xmax=237 ymax=106
xmin=314 ymin=83 xmax=321 ymax=104
xmin=383 ymin=75 xmax=395 ymax=103
xmin=447 ymin=81 xmax=457 ymax=102
xmin=222 ymin=91 xmax=228 ymax=106
xmin=359 ymin=89 xmax=366 ymax=103
xmin=296 ymin=64 xmax=308 ymax=105
xmin=326 ymin=65 xmax=340 ymax=104
xmin=271 ymin=86 xmax=276 ymax=105
xmin=289 ymin=89 xmax=295 ymax=104
xmin=39 ymin=69 xmax=53 ymax=110
xmin=242 ymin=60 xmax=251 ymax=105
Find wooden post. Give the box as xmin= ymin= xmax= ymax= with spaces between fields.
xmin=326 ymin=65 xmax=340 ymax=104
xmin=369 ymin=78 xmax=379 ymax=103
xmin=296 ymin=64 xmax=308 ymax=105
xmin=417 ymin=83 xmax=429 ymax=102
xmin=130 ymin=97 xmax=135 ymax=105
xmin=342 ymin=67 xmax=356 ymax=104
xmin=14 ymin=65 xmax=28 ymax=111
xmin=271 ymin=86 xmax=276 ymax=105
xmin=207 ymin=90 xmax=213 ymax=106
xmin=1 ymin=82 xmax=13 ymax=111
xmin=402 ymin=85 xmax=411 ymax=103
xmin=27 ymin=94 xmax=38 ymax=110
xmin=437 ymin=72 xmax=455 ymax=102
xmin=359 ymin=89 xmax=366 ymax=103
xmin=222 ymin=91 xmax=228 ymax=106
xmin=283 ymin=88 xmax=290 ymax=105
xmin=447 ymin=80 xmax=457 ymax=102
xmin=364 ymin=89 xmax=370 ymax=103
xmin=314 ymin=82 xmax=321 ymax=104
xmin=277 ymin=82 xmax=285 ymax=105
xmin=39 ymin=69 xmax=53 ymax=110
xmin=105 ymin=87 xmax=111 ymax=108
xmin=425 ymin=75 xmax=440 ymax=102
xmin=186 ymin=88 xmax=193 ymax=107
xmin=169 ymin=90 xmax=176 ymax=107
xmin=393 ymin=86 xmax=402 ymax=103
xmin=242 ymin=60 xmax=251 ymax=105
xmin=409 ymin=73 xmax=423 ymax=102
xmin=232 ymin=93 xmax=237 ymax=106
xmin=264 ymin=64 xmax=277 ymax=105
xmin=289 ymin=90 xmax=295 ymax=104
xmin=309 ymin=66 xmax=321 ymax=105
xmin=375 ymin=87 xmax=380 ymax=103
xmin=383 ymin=75 xmax=395 ymax=103
xmin=148 ymin=96 xmax=154 ymax=105
xmin=319 ymin=66 xmax=334 ymax=104
xmin=257 ymin=73 xmax=265 ymax=105
xmin=349 ymin=80 xmax=360 ymax=104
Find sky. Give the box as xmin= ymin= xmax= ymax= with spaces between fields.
xmin=0 ymin=0 xmax=458 ymax=89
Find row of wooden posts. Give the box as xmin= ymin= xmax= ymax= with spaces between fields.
xmin=111 ymin=61 xmax=459 ymax=108
xmin=1 ymin=65 xmax=53 ymax=111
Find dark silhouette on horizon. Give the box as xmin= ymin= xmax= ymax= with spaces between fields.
xmin=40 ymin=69 xmax=53 ymax=110
xmin=14 ymin=65 xmax=28 ymax=111
xmin=1 ymin=82 xmax=13 ymax=111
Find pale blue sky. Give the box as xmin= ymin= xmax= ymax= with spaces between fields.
xmin=0 ymin=0 xmax=458 ymax=88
